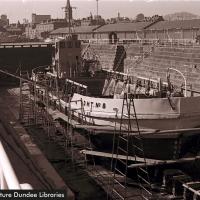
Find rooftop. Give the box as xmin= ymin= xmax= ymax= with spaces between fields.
xmin=40 ymin=19 xmax=67 ymax=24
xmin=50 ymin=19 xmax=200 ymax=35
xmin=51 ymin=25 xmax=99 ymax=34
xmin=146 ymin=19 xmax=200 ymax=30
xmin=95 ymin=22 xmax=152 ymax=32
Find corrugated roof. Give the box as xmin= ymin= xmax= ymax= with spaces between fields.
xmin=51 ymin=25 xmax=99 ymax=34
xmin=95 ymin=22 xmax=151 ymax=33
xmin=146 ymin=19 xmax=200 ymax=30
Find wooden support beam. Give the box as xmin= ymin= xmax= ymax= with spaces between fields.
xmin=46 ymin=108 xmax=79 ymax=126
xmin=183 ymin=182 xmax=200 ymax=196
xmin=81 ymin=150 xmax=200 ymax=169
xmin=128 ymin=156 xmax=200 ymax=168
xmin=80 ymin=149 xmax=161 ymax=164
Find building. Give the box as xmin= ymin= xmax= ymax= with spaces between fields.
xmin=36 ymin=19 xmax=67 ymax=39
xmin=25 ymin=25 xmax=37 ymax=39
xmin=50 ymin=22 xmax=152 ymax=43
xmin=6 ymin=27 xmax=23 ymax=36
xmin=0 ymin=15 xmax=9 ymax=27
xmin=106 ymin=12 xmax=131 ymax=24
xmin=49 ymin=15 xmax=164 ymax=43
xmin=45 ymin=0 xmax=200 ymax=43
xmin=81 ymin=14 xmax=94 ymax=26
xmin=50 ymin=22 xmax=155 ymax=43
xmin=81 ymin=14 xmax=105 ymax=26
xmin=144 ymin=19 xmax=200 ymax=40
xmin=32 ymin=13 xmax=51 ymax=24
xmin=92 ymin=22 xmax=153 ymax=43
xmin=26 ymin=0 xmax=74 ymax=40
xmin=26 ymin=19 xmax=68 ymax=40
xmin=50 ymin=25 xmax=99 ymax=40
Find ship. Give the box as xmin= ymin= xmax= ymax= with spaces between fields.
xmin=31 ymin=34 xmax=200 ymax=160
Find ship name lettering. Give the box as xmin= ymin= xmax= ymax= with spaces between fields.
xmin=96 ymin=103 xmax=101 ymax=108
xmin=83 ymin=100 xmax=106 ymax=109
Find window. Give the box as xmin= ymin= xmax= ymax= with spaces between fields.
xmin=75 ymin=41 xmax=81 ymax=48
xmin=55 ymin=44 xmax=58 ymax=52
xmin=59 ymin=41 xmax=65 ymax=48
xmin=67 ymin=41 xmax=73 ymax=48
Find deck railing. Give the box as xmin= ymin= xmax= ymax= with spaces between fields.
xmin=0 ymin=141 xmax=33 ymax=189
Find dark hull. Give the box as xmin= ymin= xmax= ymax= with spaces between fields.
xmin=88 ymin=132 xmax=200 ymax=160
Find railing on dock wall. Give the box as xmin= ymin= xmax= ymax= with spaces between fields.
xmin=0 ymin=141 xmax=33 ymax=190
xmin=81 ymin=38 xmax=200 ymax=47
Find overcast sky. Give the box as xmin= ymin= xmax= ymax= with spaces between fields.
xmin=1 ymin=0 xmax=200 ymax=23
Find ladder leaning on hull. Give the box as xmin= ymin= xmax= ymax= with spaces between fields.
xmin=110 ymin=92 xmax=152 ymax=200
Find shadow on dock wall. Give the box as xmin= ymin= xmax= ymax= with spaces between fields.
xmin=0 ymin=47 xmax=53 ymax=85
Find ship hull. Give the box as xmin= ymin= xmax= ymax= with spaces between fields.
xmin=87 ymin=132 xmax=200 ymax=160
xmin=80 ymin=115 xmax=200 ymax=130
xmin=70 ymin=93 xmax=200 ymax=130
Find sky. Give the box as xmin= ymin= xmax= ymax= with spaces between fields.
xmin=1 ymin=0 xmax=200 ymax=23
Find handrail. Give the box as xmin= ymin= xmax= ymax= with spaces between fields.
xmin=102 ymin=69 xmax=168 ymax=85
xmin=0 ymin=141 xmax=32 ymax=189
xmin=183 ymin=182 xmax=200 ymax=197
xmin=81 ymin=38 xmax=198 ymax=47
xmin=66 ymin=78 xmax=87 ymax=89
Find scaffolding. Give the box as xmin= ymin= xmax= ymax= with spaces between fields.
xmin=64 ymin=79 xmax=96 ymax=168
xmin=32 ymin=72 xmax=91 ymax=166
xmin=33 ymin=74 xmax=48 ymax=126
xmin=18 ymin=69 xmax=105 ymax=187
xmin=18 ymin=68 xmax=51 ymax=129
xmin=66 ymin=92 xmax=116 ymax=192
xmin=19 ymin=70 xmax=34 ymax=126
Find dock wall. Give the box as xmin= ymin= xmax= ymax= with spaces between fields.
xmin=82 ymin=44 xmax=117 ymax=70
xmin=0 ymin=47 xmax=53 ymax=72
xmin=84 ymin=43 xmax=200 ymax=92
xmin=0 ymin=46 xmax=53 ymax=84
xmin=132 ymin=46 xmax=200 ymax=92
